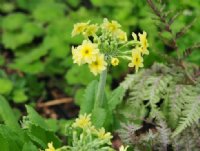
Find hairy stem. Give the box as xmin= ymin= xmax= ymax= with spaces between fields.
xmin=94 ymin=68 xmax=107 ymax=108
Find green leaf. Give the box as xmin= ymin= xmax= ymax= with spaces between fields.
xmin=0 ymin=95 xmax=20 ymax=131
xmin=10 ymin=61 xmax=45 ymax=74
xmin=0 ymin=133 xmax=9 ymax=151
xmin=107 ymin=86 xmax=125 ymax=110
xmin=25 ymin=105 xmax=48 ymax=130
xmin=80 ymin=80 xmax=98 ymax=114
xmin=0 ymin=2 xmax=15 ymax=13
xmin=23 ymin=22 xmax=43 ymax=37
xmin=45 ymin=118 xmax=59 ymax=132
xmin=22 ymin=142 xmax=38 ymax=151
xmin=92 ymin=107 xmax=107 ymax=128
xmin=65 ymin=65 xmax=96 ymax=85
xmin=0 ymin=125 xmax=25 ymax=151
xmin=27 ymin=124 xmax=61 ymax=149
xmin=33 ymin=1 xmax=65 ymax=22
xmin=2 ymin=31 xmax=33 ymax=49
xmin=12 ymin=89 xmax=28 ymax=103
xmin=2 ymin=13 xmax=27 ymax=31
xmin=74 ymin=88 xmax=84 ymax=105
xmin=16 ymin=0 xmax=44 ymax=11
xmin=0 ymin=78 xmax=13 ymax=94
xmin=67 ymin=0 xmax=80 ymax=7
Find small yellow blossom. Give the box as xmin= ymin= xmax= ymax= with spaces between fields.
xmin=111 ymin=57 xmax=119 ymax=66
xmin=138 ymin=31 xmax=149 ymax=55
xmin=89 ymin=54 xmax=107 ymax=76
xmin=79 ymin=40 xmax=99 ymax=64
xmin=116 ymin=29 xmax=127 ymax=42
xmin=72 ymin=46 xmax=82 ymax=65
xmin=102 ymin=18 xmax=121 ymax=33
xmin=84 ymin=24 xmax=98 ymax=37
xmin=128 ymin=49 xmax=144 ymax=73
xmin=96 ymin=128 xmax=113 ymax=141
xmin=72 ymin=22 xmax=89 ymax=37
xmin=72 ymin=114 xmax=92 ymax=129
xmin=45 ymin=142 xmax=56 ymax=151
xmin=119 ymin=145 xmax=129 ymax=151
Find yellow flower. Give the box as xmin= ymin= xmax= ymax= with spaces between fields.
xmin=102 ymin=18 xmax=121 ymax=33
xmin=72 ymin=114 xmax=92 ymax=129
xmin=111 ymin=57 xmax=119 ymax=66
xmin=119 ymin=145 xmax=129 ymax=151
xmin=72 ymin=46 xmax=82 ymax=65
xmin=89 ymin=54 xmax=107 ymax=76
xmin=138 ymin=31 xmax=149 ymax=55
xmin=128 ymin=49 xmax=144 ymax=73
xmin=45 ymin=142 xmax=56 ymax=151
xmin=72 ymin=22 xmax=89 ymax=37
xmin=84 ymin=24 xmax=98 ymax=37
xmin=96 ymin=128 xmax=112 ymax=141
xmin=79 ymin=40 xmax=99 ymax=64
xmin=116 ymin=29 xmax=127 ymax=42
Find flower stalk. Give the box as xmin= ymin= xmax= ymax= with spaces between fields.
xmin=94 ymin=68 xmax=107 ymax=109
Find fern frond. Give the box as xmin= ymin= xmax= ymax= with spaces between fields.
xmin=118 ymin=122 xmax=142 ymax=145
xmin=172 ymin=94 xmax=200 ymax=137
xmin=118 ymin=63 xmax=200 ymax=150
xmin=168 ymin=85 xmax=190 ymax=128
xmin=172 ymin=125 xmax=200 ymax=150
xmin=155 ymin=120 xmax=171 ymax=151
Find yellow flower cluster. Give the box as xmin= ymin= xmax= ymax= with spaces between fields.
xmin=72 ymin=113 xmax=92 ymax=129
xmin=72 ymin=21 xmax=98 ymax=37
xmin=71 ymin=19 xmax=150 ymax=75
xmin=72 ymin=113 xmax=113 ymax=143
xmin=128 ymin=31 xmax=149 ymax=72
xmin=95 ymin=127 xmax=112 ymax=142
xmin=72 ymin=40 xmax=107 ymax=76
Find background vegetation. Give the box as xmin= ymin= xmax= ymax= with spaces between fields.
xmin=0 ymin=0 xmax=200 ymax=150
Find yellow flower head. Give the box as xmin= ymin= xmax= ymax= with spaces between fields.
xmin=72 ymin=46 xmax=82 ymax=65
xmin=102 ymin=18 xmax=121 ymax=33
xmin=96 ymin=128 xmax=113 ymax=141
xmin=79 ymin=40 xmax=99 ymax=64
xmin=116 ymin=29 xmax=127 ymax=42
xmin=111 ymin=57 xmax=119 ymax=66
xmin=138 ymin=31 xmax=149 ymax=55
xmin=119 ymin=145 xmax=129 ymax=151
xmin=72 ymin=22 xmax=89 ymax=37
xmin=72 ymin=114 xmax=92 ymax=129
xmin=45 ymin=142 xmax=56 ymax=151
xmin=89 ymin=54 xmax=107 ymax=76
xmin=128 ymin=49 xmax=144 ymax=73
xmin=84 ymin=24 xmax=98 ymax=37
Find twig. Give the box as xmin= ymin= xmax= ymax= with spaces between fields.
xmin=146 ymin=0 xmax=179 ymax=55
xmin=183 ymin=43 xmax=200 ymax=59
xmin=37 ymin=98 xmax=73 ymax=107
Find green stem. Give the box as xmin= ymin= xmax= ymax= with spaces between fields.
xmin=119 ymin=41 xmax=140 ymax=49
xmin=94 ymin=68 xmax=107 ymax=108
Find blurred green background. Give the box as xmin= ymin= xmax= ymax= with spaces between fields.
xmin=0 ymin=0 xmax=199 ymax=113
